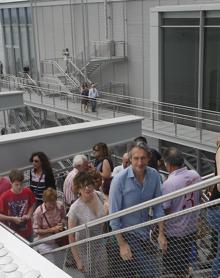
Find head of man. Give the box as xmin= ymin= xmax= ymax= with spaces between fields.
xmin=128 ymin=141 xmax=151 ymax=177
xmin=122 ymin=153 xmax=130 ymax=169
xmin=73 ymin=154 xmax=89 ymax=172
xmin=163 ymin=147 xmax=184 ymax=173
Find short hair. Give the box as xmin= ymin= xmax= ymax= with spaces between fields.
xmin=72 ymin=154 xmax=88 ymax=168
xmin=128 ymin=141 xmax=151 ymax=159
xmin=163 ymin=147 xmax=184 ymax=167
xmin=73 ymin=172 xmax=94 ymax=194
xmin=134 ymin=136 xmax=148 ymax=144
xmin=43 ymin=187 xmax=57 ymax=202
xmin=9 ymin=169 xmax=24 ymax=182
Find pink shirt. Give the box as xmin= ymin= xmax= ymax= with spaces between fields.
xmin=33 ymin=201 xmax=65 ymax=239
xmin=63 ymin=168 xmax=78 ymax=206
xmin=162 ymin=167 xmax=201 ymax=237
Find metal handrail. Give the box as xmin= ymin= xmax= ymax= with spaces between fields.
xmin=3 ymin=73 xmax=219 ymax=119
xmin=2 ymin=77 xmax=220 ymax=129
xmin=30 ymin=175 xmax=220 ymax=248
xmin=41 ymin=60 xmax=80 ymax=88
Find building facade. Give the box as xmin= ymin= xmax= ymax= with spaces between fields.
xmin=0 ymin=0 xmax=220 ymax=109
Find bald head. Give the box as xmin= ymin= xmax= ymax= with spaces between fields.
xmin=122 ymin=153 xmax=130 ymax=169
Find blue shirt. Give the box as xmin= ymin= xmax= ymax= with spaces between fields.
xmin=109 ymin=166 xmax=164 ymax=239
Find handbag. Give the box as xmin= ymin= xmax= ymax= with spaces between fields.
xmin=40 ymin=205 xmax=69 ymax=247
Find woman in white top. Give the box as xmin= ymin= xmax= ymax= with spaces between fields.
xmin=67 ymin=172 xmax=108 ymax=277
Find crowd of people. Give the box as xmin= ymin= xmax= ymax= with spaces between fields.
xmin=0 ymin=138 xmax=219 ymax=277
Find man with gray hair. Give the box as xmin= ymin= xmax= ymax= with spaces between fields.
xmin=109 ymin=141 xmax=167 ymax=277
xmin=63 ymin=154 xmax=89 ymax=208
xmin=162 ymin=147 xmax=201 ymax=277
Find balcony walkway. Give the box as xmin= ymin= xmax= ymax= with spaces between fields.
xmin=23 ymin=91 xmax=219 ymax=153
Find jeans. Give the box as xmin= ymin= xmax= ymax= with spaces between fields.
xmin=91 ymin=99 xmax=97 ymax=112
xmin=208 ymin=207 xmax=220 ymax=278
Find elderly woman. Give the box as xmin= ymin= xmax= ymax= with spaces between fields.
xmin=92 ymin=142 xmax=114 ymax=179
xmin=33 ymin=187 xmax=66 ymax=269
xmin=67 ymin=171 xmax=108 ymax=277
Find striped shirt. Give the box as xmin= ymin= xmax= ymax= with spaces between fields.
xmin=63 ymin=168 xmax=78 ymax=206
xmin=29 ymin=169 xmax=46 ymax=204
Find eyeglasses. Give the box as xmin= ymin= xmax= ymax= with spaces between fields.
xmin=33 ymin=159 xmax=40 ymax=163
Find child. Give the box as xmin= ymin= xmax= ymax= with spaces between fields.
xmin=0 ymin=169 xmax=36 ymax=241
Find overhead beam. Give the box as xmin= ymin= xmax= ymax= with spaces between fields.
xmin=0 ymin=115 xmax=143 ymax=173
xmin=0 ymin=91 xmax=24 ymax=111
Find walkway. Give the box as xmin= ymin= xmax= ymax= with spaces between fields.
xmin=23 ymin=91 xmax=219 ymax=153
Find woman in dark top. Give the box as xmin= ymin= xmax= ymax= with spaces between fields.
xmin=208 ymin=138 xmax=220 ymax=278
xmin=29 ymin=152 xmax=56 ymax=207
xmin=92 ymin=142 xmax=114 ymax=179
xmin=81 ymin=83 xmax=89 ymax=112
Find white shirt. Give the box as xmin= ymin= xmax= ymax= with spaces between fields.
xmin=63 ymin=168 xmax=78 ymax=206
xmin=112 ymin=165 xmax=124 ymax=176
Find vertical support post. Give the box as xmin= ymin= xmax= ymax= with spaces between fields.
xmin=152 ymin=101 xmax=154 ymax=131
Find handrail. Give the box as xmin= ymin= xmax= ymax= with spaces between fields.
xmin=30 ymin=175 xmax=220 ymax=247
xmin=41 ymin=60 xmax=80 ymax=88
xmin=2 ymin=76 xmax=220 ymax=129
xmin=65 ymin=59 xmax=91 ymax=84
xmin=42 ymin=198 xmax=220 ymax=256
xmin=3 ymin=73 xmax=220 ymax=119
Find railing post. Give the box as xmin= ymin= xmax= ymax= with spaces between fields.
xmin=66 ymin=96 xmax=69 ymax=109
xmin=152 ymin=101 xmax=154 ymax=131
xmin=174 ymin=117 xmax=177 ymax=137
xmin=53 ymin=95 xmax=55 ymax=107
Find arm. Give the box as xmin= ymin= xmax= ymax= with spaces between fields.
xmin=68 ymin=217 xmax=84 ymax=272
xmin=22 ymin=204 xmax=35 ymax=221
xmin=216 ymin=148 xmax=220 ymax=192
xmin=158 ymin=221 xmax=167 ymax=253
xmin=33 ymin=209 xmax=63 ymax=237
xmin=153 ymin=174 xmax=167 ymax=252
xmin=0 ymin=213 xmax=23 ymax=224
xmin=109 ymin=175 xmax=132 ymax=260
xmin=101 ymin=159 xmax=112 ymax=179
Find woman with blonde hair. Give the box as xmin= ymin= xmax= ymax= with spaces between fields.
xmin=67 ymin=171 xmax=108 ymax=277
xmin=33 ymin=187 xmax=66 ymax=269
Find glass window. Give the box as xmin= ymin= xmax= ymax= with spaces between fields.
xmin=20 ymin=27 xmax=29 ymax=67
xmin=5 ymin=26 xmax=12 ymax=46
xmin=11 ymin=8 xmax=18 ymax=25
xmin=27 ymin=7 xmax=32 ymax=24
xmin=0 ymin=10 xmax=3 ymax=25
xmin=162 ymin=27 xmax=199 ymax=107
xmin=3 ymin=9 xmax=10 ymax=25
xmin=162 ymin=18 xmax=199 ymax=26
xmin=12 ymin=26 xmax=19 ymax=47
xmin=19 ymin=8 xmax=26 ymax=24
xmin=203 ymin=28 xmax=220 ymax=111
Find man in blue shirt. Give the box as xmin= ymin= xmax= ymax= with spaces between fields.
xmin=109 ymin=141 xmax=167 ymax=277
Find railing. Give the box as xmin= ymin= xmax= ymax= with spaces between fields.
xmin=40 ymin=60 xmax=80 ymax=89
xmin=1 ymin=75 xmax=220 ymax=149
xmin=90 ymin=40 xmax=126 ymax=59
xmin=28 ymin=175 xmax=220 ymax=277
